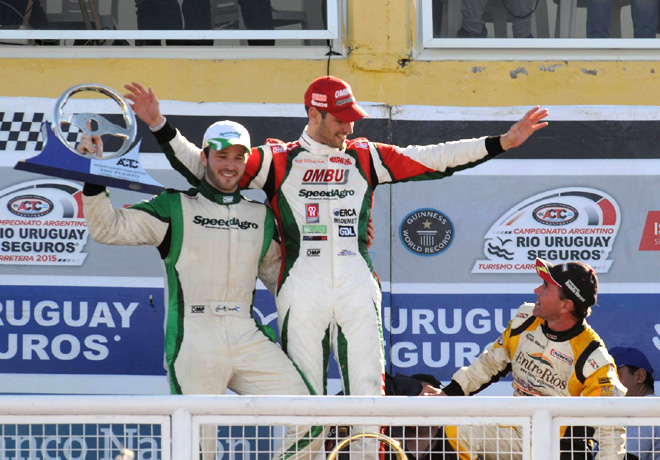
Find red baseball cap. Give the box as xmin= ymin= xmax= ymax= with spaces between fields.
xmin=304 ymin=76 xmax=369 ymax=123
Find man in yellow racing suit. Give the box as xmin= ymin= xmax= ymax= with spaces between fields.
xmin=425 ymin=258 xmax=626 ymax=460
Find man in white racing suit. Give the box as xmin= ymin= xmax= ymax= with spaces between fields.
xmin=424 ymin=258 xmax=626 ymax=460
xmin=81 ymin=121 xmax=322 ymax=460
xmin=123 ymin=78 xmax=548 ymax=456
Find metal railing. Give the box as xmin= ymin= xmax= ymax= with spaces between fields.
xmin=0 ymin=395 xmax=659 ymax=459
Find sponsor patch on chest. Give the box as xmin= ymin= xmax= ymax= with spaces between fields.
xmin=302 ymin=169 xmax=349 ymax=184
xmin=550 ymin=348 xmax=574 ymax=365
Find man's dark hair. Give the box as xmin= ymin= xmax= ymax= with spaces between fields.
xmin=559 ymin=289 xmax=591 ymax=320
xmin=625 ymin=365 xmax=655 ymax=391
xmin=304 ymin=106 xmax=328 ymax=119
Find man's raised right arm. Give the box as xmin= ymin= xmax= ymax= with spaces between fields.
xmin=124 ymin=82 xmax=204 ymax=185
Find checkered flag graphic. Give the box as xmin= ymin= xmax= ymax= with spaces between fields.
xmin=60 ymin=120 xmax=84 ymax=145
xmin=0 ymin=111 xmax=47 ymax=152
xmin=0 ymin=111 xmax=85 ymax=153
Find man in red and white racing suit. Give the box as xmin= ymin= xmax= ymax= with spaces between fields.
xmin=124 ymin=78 xmax=548 ymax=451
xmin=424 ymin=258 xmax=626 ymax=460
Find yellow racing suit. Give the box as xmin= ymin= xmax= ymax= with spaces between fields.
xmin=442 ymin=302 xmax=626 ymax=460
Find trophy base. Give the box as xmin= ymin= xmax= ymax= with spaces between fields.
xmin=14 ymin=123 xmax=165 ymax=195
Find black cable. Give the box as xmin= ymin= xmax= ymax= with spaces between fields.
xmin=325 ymin=39 xmax=340 ymax=76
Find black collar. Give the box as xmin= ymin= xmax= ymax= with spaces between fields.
xmin=198 ymin=179 xmax=242 ymax=205
xmin=540 ymin=318 xmax=586 ymax=342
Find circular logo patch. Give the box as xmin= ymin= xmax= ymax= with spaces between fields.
xmin=8 ymin=195 xmax=54 ymax=218
xmin=532 ymin=203 xmax=579 ymax=226
xmin=399 ymin=208 xmax=454 ymax=256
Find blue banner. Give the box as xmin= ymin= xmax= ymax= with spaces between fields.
xmin=386 ymin=292 xmax=660 ymax=382
xmin=0 ymin=285 xmax=165 ymax=376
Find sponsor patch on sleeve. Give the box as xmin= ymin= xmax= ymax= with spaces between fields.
xmin=599 ymin=385 xmax=621 ymax=396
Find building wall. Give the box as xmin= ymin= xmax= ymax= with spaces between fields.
xmin=1 ymin=1 xmax=659 ymax=106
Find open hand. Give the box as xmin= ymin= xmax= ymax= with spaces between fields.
xmin=124 ymin=81 xmax=164 ymax=129
xmin=499 ymin=106 xmax=549 ymax=150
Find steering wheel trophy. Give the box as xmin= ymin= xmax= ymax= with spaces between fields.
xmin=14 ymin=83 xmax=164 ymax=194
xmin=327 ymin=433 xmax=408 ymax=460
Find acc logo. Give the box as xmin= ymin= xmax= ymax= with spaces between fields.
xmin=8 ymin=195 xmax=54 ymax=218
xmin=399 ymin=208 xmax=454 ymax=257
xmin=0 ymin=179 xmax=90 ymax=267
xmin=338 ymin=225 xmax=356 ymax=237
xmin=472 ymin=187 xmax=620 ymax=274
xmin=533 ymin=203 xmax=578 ymax=226
xmin=190 ymin=305 xmax=205 ymax=314
xmin=550 ymin=348 xmax=574 ymax=365
xmin=116 ymin=158 xmax=138 ymax=169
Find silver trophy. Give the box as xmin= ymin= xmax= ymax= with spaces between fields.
xmin=15 ymin=83 xmax=164 ymax=194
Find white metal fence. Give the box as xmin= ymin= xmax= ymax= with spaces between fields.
xmin=0 ymin=395 xmax=658 ymax=460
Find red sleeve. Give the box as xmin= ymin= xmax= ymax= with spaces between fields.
xmin=374 ymin=142 xmax=435 ymax=182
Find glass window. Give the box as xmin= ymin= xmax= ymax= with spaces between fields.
xmin=0 ymin=0 xmax=341 ymax=48
xmin=419 ymin=0 xmax=659 ymax=42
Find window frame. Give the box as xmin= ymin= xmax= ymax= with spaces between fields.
xmin=0 ymin=0 xmax=344 ymax=60
xmin=416 ymin=0 xmax=660 ymax=61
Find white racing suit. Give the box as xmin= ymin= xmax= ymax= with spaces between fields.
xmin=83 ymin=180 xmax=323 ymax=459
xmin=154 ymin=122 xmax=504 ymax=457
xmin=442 ymin=302 xmax=626 ymax=460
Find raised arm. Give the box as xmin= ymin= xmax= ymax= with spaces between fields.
xmin=124 ymin=81 xmax=165 ymax=129
xmin=124 ymin=81 xmax=205 ymax=185
xmin=370 ymin=106 xmax=549 ymax=185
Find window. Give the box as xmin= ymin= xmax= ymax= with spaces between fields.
xmin=418 ymin=0 xmax=660 ymax=59
xmin=0 ymin=0 xmax=342 ymax=56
